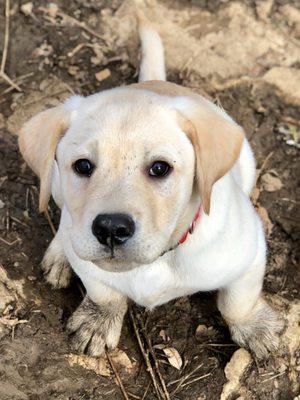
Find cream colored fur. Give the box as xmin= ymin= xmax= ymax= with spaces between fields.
xmin=18 ymin=15 xmax=282 ymax=358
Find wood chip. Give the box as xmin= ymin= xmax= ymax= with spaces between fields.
xmin=95 ymin=68 xmax=111 ymax=82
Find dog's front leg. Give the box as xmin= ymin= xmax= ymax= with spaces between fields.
xmin=41 ymin=226 xmax=73 ymax=289
xmin=67 ymin=281 xmax=127 ymax=357
xmin=217 ymin=259 xmax=283 ymax=358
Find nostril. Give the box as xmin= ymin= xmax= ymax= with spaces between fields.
xmin=115 ymin=226 xmax=130 ymax=238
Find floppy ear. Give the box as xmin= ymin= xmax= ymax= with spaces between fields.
xmin=18 ymin=106 xmax=70 ymax=212
xmin=175 ymin=98 xmax=244 ymax=214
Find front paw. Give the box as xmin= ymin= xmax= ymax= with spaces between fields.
xmin=229 ymin=300 xmax=284 ymax=358
xmin=41 ymin=242 xmax=73 ymax=289
xmin=67 ymin=296 xmax=127 ymax=357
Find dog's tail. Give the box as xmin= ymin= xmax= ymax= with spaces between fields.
xmin=137 ymin=12 xmax=166 ymax=82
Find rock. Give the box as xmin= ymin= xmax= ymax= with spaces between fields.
xmin=263 ymin=67 xmax=300 ymax=105
xmin=256 ymin=0 xmax=274 ymax=21
xmin=20 ymin=2 xmax=33 ymax=16
xmin=220 ymin=349 xmax=252 ymax=400
xmin=261 ymin=171 xmax=283 ymax=192
xmin=196 ymin=324 xmax=208 ymax=335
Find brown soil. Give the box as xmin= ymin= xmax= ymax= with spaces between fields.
xmin=0 ymin=1 xmax=299 ymax=400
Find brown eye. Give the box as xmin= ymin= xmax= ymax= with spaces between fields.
xmin=149 ymin=161 xmax=171 ymax=178
xmin=73 ymin=159 xmax=94 ymax=177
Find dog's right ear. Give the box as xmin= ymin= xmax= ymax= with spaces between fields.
xmin=18 ymin=105 xmax=70 ymax=212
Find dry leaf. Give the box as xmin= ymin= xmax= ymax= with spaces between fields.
xmin=261 ymin=171 xmax=283 ymax=192
xmin=256 ymin=205 xmax=273 ymax=236
xmin=95 ymin=68 xmax=111 ymax=82
xmin=163 ymin=347 xmax=182 ymax=370
xmin=67 ymin=354 xmax=110 ymax=377
xmin=109 ymin=349 xmax=135 ymax=374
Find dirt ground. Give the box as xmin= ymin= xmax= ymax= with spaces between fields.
xmin=0 ymin=0 xmax=299 ymax=399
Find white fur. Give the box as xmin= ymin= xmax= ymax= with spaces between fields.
xmin=24 ymin=15 xmax=282 ymax=357
xmin=138 ymin=16 xmax=166 ymax=81
xmin=59 ymin=154 xmax=264 ymax=311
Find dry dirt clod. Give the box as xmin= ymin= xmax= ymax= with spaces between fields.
xmin=256 ymin=0 xmax=274 ymax=21
xmin=67 ymin=354 xmax=111 ymax=377
xmin=261 ymin=171 xmax=283 ymax=192
xmin=20 ymin=2 xmax=33 ymax=16
xmin=220 ymin=348 xmax=252 ymax=400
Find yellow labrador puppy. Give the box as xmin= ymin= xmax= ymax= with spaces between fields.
xmin=19 ymin=16 xmax=282 ymax=358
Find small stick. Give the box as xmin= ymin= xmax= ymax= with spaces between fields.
xmin=0 ymin=71 xmax=22 ymax=91
xmin=105 ymin=349 xmax=130 ymax=400
xmin=44 ymin=209 xmax=57 ymax=235
xmin=261 ymin=371 xmax=285 ymax=383
xmin=138 ymin=317 xmax=170 ymax=400
xmin=0 ymin=0 xmax=22 ymax=92
xmin=0 ymin=237 xmax=21 ymax=246
xmin=1 ymin=0 xmax=10 ymax=72
xmin=280 ymin=115 xmax=300 ymax=127
xmin=168 ymin=362 xmax=203 ymax=388
xmin=141 ymin=381 xmax=151 ymax=400
xmin=180 ymin=372 xmax=211 ymax=388
xmin=255 ymin=151 xmax=274 ymax=186
xmin=76 ymin=281 xmax=85 ymax=298
xmin=129 ymin=308 xmax=164 ymax=400
xmin=39 ymin=7 xmax=104 ymax=40
xmin=2 ymin=72 xmax=34 ymax=94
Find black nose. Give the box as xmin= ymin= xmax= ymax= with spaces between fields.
xmin=92 ymin=213 xmax=135 ymax=246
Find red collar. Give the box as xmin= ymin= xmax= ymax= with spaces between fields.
xmin=178 ymin=205 xmax=202 ymax=245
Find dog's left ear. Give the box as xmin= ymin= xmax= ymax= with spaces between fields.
xmin=175 ymin=97 xmax=244 ymax=214
xmin=19 ymin=105 xmax=70 ymax=212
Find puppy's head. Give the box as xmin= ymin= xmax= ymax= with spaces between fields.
xmin=19 ymin=82 xmax=244 ymax=271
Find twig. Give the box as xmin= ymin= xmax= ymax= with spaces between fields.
xmin=44 ymin=209 xmax=57 ymax=235
xmin=141 ymin=381 xmax=151 ymax=400
xmin=138 ymin=316 xmax=170 ymax=400
xmin=0 ymin=71 xmax=22 ymax=91
xmin=1 ymin=0 xmax=9 ymax=72
xmin=76 ymin=281 xmax=85 ymax=298
xmin=39 ymin=7 xmax=104 ymax=40
xmin=0 ymin=237 xmax=21 ymax=246
xmin=0 ymin=0 xmax=22 ymax=92
xmin=10 ymin=216 xmax=29 ymax=228
xmin=255 ymin=151 xmax=274 ymax=186
xmin=129 ymin=308 xmax=164 ymax=400
xmin=261 ymin=371 xmax=285 ymax=383
xmin=2 ymin=72 xmax=34 ymax=94
xmin=180 ymin=372 xmax=211 ymax=388
xmin=168 ymin=362 xmax=203 ymax=389
xmin=280 ymin=115 xmax=300 ymax=127
xmin=105 ymin=349 xmax=130 ymax=400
